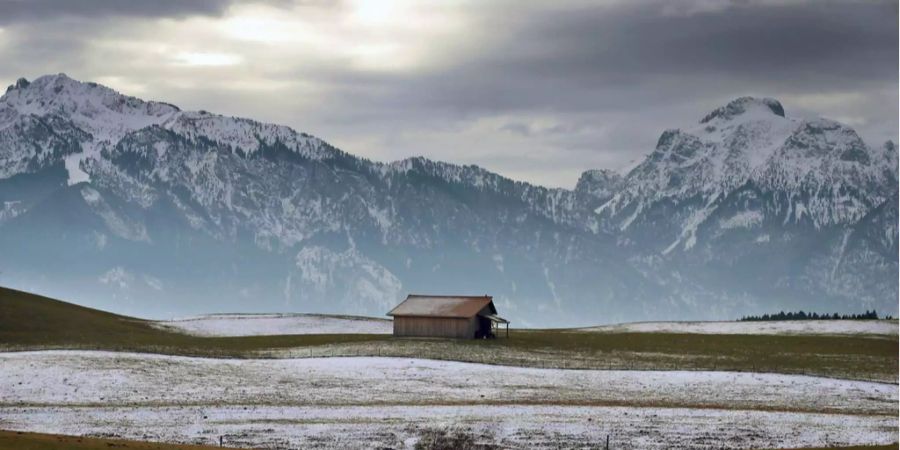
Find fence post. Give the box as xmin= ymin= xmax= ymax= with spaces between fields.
xmin=606 ymin=434 xmax=609 ymax=450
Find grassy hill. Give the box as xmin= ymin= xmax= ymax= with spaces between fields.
xmin=0 ymin=286 xmax=896 ymax=381
xmin=0 ymin=285 xmax=165 ymax=346
xmin=0 ymin=286 xmax=383 ymax=355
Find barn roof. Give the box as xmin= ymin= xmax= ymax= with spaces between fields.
xmin=387 ymin=294 xmax=496 ymax=318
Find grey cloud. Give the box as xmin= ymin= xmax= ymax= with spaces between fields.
xmin=498 ymin=122 xmax=532 ymax=137
xmin=0 ymin=0 xmax=289 ymax=23
xmin=287 ymin=0 xmax=895 ymax=133
xmin=369 ymin=0 xmax=896 ymax=114
xmin=499 ymin=122 xmax=586 ymax=138
xmin=506 ymin=1 xmax=897 ymax=80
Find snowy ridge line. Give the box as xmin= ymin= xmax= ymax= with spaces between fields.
xmin=0 ymin=73 xmax=340 ymax=185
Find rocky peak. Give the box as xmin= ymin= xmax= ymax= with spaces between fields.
xmin=8 ymin=73 xmax=175 ymax=111
xmin=5 ymin=77 xmax=31 ymax=94
xmin=1 ymin=73 xmax=181 ymax=141
xmin=779 ymin=118 xmax=871 ymax=162
xmin=700 ymin=97 xmax=785 ymax=124
xmin=575 ymin=169 xmax=623 ymax=199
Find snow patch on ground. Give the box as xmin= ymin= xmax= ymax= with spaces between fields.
xmin=579 ymin=320 xmax=898 ymax=336
xmin=6 ymin=405 xmax=895 ymax=450
xmin=0 ymin=351 xmax=895 ymax=449
xmin=154 ymin=313 xmax=392 ymax=336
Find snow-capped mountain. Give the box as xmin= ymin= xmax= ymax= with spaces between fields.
xmin=595 ymin=96 xmax=897 ymax=315
xmin=0 ymin=75 xmax=895 ymax=324
xmin=598 ymin=97 xmax=895 ymax=245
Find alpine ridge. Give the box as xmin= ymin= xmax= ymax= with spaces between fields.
xmin=0 ymin=74 xmax=895 ymax=325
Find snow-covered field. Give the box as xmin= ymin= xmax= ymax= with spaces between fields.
xmin=153 ymin=315 xmax=898 ymax=338
xmin=154 ymin=313 xmax=393 ymax=336
xmin=0 ymin=351 xmax=895 ymax=449
xmin=7 ymin=405 xmax=896 ymax=450
xmin=579 ymin=320 xmax=898 ymax=336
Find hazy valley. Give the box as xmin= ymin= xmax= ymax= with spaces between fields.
xmin=0 ymin=75 xmax=896 ymax=326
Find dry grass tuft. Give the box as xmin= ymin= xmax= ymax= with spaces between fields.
xmin=413 ymin=427 xmax=499 ymax=450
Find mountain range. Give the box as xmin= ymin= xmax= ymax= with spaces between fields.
xmin=0 ymin=74 xmax=896 ymax=326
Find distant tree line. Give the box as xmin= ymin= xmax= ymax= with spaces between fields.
xmin=739 ymin=310 xmax=891 ymax=321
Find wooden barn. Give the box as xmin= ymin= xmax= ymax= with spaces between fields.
xmin=387 ymin=294 xmax=510 ymax=339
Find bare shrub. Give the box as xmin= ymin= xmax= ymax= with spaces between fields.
xmin=413 ymin=427 xmax=499 ymax=450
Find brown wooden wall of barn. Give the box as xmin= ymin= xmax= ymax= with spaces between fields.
xmin=392 ymin=316 xmax=476 ymax=338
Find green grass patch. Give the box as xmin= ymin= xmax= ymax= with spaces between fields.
xmin=478 ymin=328 xmax=898 ymax=380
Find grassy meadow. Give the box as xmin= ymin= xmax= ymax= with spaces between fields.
xmin=1 ymin=286 xmax=897 ymax=382
xmin=1 ymin=286 xmax=898 ymax=449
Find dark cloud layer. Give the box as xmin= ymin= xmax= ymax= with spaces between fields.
xmin=321 ymin=1 xmax=897 ymax=116
xmin=522 ymin=1 xmax=897 ymax=80
xmin=0 ymin=0 xmax=896 ymax=187
xmin=0 ymin=0 xmax=242 ymax=23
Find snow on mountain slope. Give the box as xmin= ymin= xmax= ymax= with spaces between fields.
xmin=580 ymin=98 xmax=898 ymax=322
xmin=597 ymin=98 xmax=796 ymax=216
xmin=0 ymin=113 xmax=89 ymax=179
xmin=166 ymin=110 xmax=335 ymax=161
xmin=575 ymin=169 xmax=623 ymax=200
xmin=0 ymin=74 xmax=337 ymax=185
xmin=385 ymin=156 xmax=588 ymax=227
xmin=597 ymin=97 xmax=896 ymax=251
xmin=0 ymin=74 xmax=634 ymax=324
xmin=0 ymin=75 xmax=179 ymax=140
xmin=1 ymin=75 xmax=179 ymax=184
xmin=0 ymin=75 xmax=895 ymax=324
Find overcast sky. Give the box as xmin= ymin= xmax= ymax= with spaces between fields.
xmin=0 ymin=0 xmax=896 ymax=188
